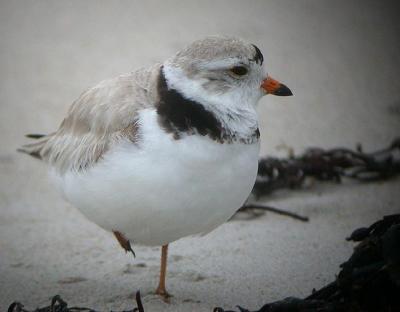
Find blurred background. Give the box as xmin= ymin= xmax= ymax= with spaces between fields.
xmin=0 ymin=1 xmax=399 ymax=311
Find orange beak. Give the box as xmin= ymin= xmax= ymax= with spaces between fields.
xmin=261 ymin=76 xmax=293 ymax=96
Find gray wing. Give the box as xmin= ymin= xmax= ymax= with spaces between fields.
xmin=19 ymin=64 xmax=161 ymax=173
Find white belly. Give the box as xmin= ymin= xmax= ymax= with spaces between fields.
xmin=59 ymin=109 xmax=260 ymax=246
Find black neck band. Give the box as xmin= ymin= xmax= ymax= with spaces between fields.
xmin=156 ymin=66 xmax=225 ymax=142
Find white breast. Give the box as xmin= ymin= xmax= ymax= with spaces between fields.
xmin=59 ymin=109 xmax=260 ymax=246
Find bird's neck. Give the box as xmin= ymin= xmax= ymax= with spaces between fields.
xmin=157 ymin=65 xmax=259 ymax=144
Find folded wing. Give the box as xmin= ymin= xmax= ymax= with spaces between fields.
xmin=19 ymin=65 xmax=161 ymax=173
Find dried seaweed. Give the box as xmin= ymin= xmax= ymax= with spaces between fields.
xmin=238 ymin=138 xmax=400 ymax=222
xmin=239 ymin=204 xmax=309 ymax=222
xmin=251 ymin=137 xmax=400 ymax=198
xmin=214 ymin=214 xmax=400 ymax=312
xmin=8 ymin=292 xmax=144 ymax=312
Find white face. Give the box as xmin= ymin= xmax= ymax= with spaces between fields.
xmin=193 ymin=56 xmax=266 ymax=103
xmin=163 ymin=56 xmax=266 ymax=113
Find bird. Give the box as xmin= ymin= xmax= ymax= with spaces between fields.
xmin=19 ymin=36 xmax=292 ymax=300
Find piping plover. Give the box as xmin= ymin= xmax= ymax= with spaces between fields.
xmin=19 ymin=36 xmax=292 ymax=299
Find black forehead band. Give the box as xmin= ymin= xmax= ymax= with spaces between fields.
xmin=251 ymin=44 xmax=264 ymax=65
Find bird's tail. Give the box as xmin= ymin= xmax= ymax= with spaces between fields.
xmin=17 ymin=134 xmax=50 ymax=160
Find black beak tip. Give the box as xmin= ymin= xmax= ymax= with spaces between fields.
xmin=275 ymin=84 xmax=293 ymax=96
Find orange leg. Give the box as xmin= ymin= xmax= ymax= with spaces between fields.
xmin=155 ymin=244 xmax=171 ymax=301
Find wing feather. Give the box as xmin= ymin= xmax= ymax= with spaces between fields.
xmin=19 ymin=65 xmax=161 ymax=173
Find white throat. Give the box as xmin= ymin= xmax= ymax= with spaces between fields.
xmin=162 ymin=64 xmax=260 ymax=141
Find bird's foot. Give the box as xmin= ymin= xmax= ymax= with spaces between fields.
xmin=155 ymin=287 xmax=172 ymax=303
xmin=112 ymin=230 xmax=136 ymax=257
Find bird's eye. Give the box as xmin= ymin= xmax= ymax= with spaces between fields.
xmin=230 ymin=66 xmax=248 ymax=76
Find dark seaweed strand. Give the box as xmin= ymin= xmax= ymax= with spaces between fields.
xmin=156 ymin=66 xmax=259 ymax=143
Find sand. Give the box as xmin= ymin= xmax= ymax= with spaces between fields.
xmin=1 ymin=1 xmax=399 ymax=311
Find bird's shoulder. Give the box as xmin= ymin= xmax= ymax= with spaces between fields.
xmin=64 ymin=64 xmax=161 ymax=133
xmin=41 ymin=64 xmax=162 ymax=173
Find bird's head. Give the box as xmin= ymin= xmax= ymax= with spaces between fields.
xmin=162 ymin=36 xmax=292 ymax=113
